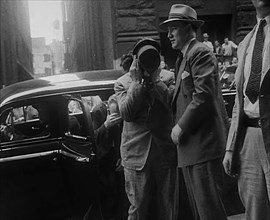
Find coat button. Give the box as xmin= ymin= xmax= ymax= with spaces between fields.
xmin=260 ymin=94 xmax=264 ymax=98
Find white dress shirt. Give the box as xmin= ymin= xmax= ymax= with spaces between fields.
xmin=203 ymin=40 xmax=214 ymax=51
xmin=243 ymin=15 xmax=270 ymax=118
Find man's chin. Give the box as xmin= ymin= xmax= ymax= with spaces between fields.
xmin=171 ymin=44 xmax=177 ymax=50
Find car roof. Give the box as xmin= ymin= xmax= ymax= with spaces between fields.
xmin=0 ymin=69 xmax=123 ymax=108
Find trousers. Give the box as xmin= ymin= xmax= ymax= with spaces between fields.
xmin=182 ymin=158 xmax=227 ymax=220
xmin=124 ymin=142 xmax=178 ymax=220
xmin=238 ymin=127 xmax=270 ymax=220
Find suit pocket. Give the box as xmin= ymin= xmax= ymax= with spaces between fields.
xmin=181 ymin=71 xmax=190 ymax=80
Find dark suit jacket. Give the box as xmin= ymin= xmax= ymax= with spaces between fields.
xmin=91 ymin=102 xmax=122 ymax=170
xmin=226 ymin=24 xmax=270 ymax=174
xmin=170 ymin=39 xmax=228 ymax=167
xmin=114 ymin=73 xmax=177 ymax=170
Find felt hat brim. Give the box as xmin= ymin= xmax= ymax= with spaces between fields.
xmin=159 ymin=18 xmax=204 ymax=31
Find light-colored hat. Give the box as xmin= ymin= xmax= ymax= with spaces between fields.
xmin=159 ymin=4 xmax=204 ymax=31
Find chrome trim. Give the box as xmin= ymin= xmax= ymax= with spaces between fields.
xmin=0 ymin=150 xmax=89 ymax=163
xmin=0 ymin=137 xmax=62 ymax=150
xmin=222 ymin=92 xmax=236 ymax=96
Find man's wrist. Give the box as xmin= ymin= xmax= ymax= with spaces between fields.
xmin=104 ymin=121 xmax=109 ymax=128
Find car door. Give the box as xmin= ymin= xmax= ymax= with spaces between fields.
xmin=63 ymin=96 xmax=97 ymax=163
xmin=61 ymin=95 xmax=104 ymax=219
xmin=0 ymin=99 xmax=81 ymax=219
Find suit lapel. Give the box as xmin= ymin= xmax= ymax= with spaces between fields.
xmin=172 ymin=40 xmax=197 ymax=103
xmin=235 ymin=27 xmax=256 ymax=101
xmin=262 ymin=26 xmax=270 ymax=82
xmin=172 ymin=56 xmax=187 ymax=102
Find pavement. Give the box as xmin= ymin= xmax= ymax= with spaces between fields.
xmin=228 ymin=213 xmax=245 ymax=220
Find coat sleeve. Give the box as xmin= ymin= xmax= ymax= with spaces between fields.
xmin=150 ymin=80 xmax=174 ymax=108
xmin=225 ymin=97 xmax=238 ymax=151
xmin=225 ymin=41 xmax=244 ymax=151
xmin=114 ymin=78 xmax=146 ymax=122
xmin=178 ymin=47 xmax=218 ymax=134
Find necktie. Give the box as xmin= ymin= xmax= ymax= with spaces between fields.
xmin=175 ymin=52 xmax=183 ymax=81
xmin=245 ymin=19 xmax=266 ymax=104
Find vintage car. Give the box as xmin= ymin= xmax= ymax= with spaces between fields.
xmin=0 ymin=69 xmax=239 ymax=219
xmin=0 ymin=70 xmax=123 ymax=220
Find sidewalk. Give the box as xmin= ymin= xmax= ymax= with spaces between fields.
xmin=228 ymin=213 xmax=245 ymax=220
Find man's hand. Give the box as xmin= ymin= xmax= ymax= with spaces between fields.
xmin=171 ymin=124 xmax=183 ymax=145
xmin=223 ymin=151 xmax=236 ymax=177
xmin=115 ymin=158 xmax=123 ymax=171
xmin=104 ymin=113 xmax=122 ymax=128
xmin=130 ymin=55 xmax=142 ymax=83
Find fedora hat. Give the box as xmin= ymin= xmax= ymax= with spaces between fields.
xmin=159 ymin=4 xmax=204 ymax=31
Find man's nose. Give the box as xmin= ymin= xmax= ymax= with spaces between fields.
xmin=167 ymin=30 xmax=172 ymax=38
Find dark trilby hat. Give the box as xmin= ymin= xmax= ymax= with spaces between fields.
xmin=132 ymin=38 xmax=161 ymax=56
xmin=132 ymin=38 xmax=161 ymax=73
xmin=159 ymin=4 xmax=204 ymax=31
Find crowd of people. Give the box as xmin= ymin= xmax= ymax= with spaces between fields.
xmin=203 ymin=34 xmax=238 ymax=63
xmin=202 ymin=33 xmax=239 ymax=89
xmin=87 ymin=1 xmax=270 ymax=220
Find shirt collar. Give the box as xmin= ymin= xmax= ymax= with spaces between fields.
xmin=256 ymin=14 xmax=270 ymax=25
xmin=181 ymin=38 xmax=196 ymax=57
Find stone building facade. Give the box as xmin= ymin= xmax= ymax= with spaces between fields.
xmin=62 ymin=0 xmax=256 ymax=72
xmin=49 ymin=39 xmax=65 ymax=75
xmin=236 ymin=0 xmax=257 ymax=42
xmin=32 ymin=37 xmax=54 ymax=77
xmin=0 ymin=0 xmax=33 ymax=88
xmin=62 ymin=0 xmax=115 ymax=72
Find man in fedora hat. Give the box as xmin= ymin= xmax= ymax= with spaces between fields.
xmin=158 ymin=4 xmax=229 ymax=220
xmin=114 ymin=38 xmax=178 ymax=220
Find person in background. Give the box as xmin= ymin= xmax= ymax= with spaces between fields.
xmin=222 ymin=37 xmax=238 ymax=63
xmin=214 ymin=40 xmax=223 ymax=62
xmin=90 ymin=94 xmax=127 ymax=220
xmin=159 ymin=4 xmax=229 ymax=220
xmin=218 ymin=62 xmax=224 ymax=77
xmin=202 ymin=32 xmax=214 ymax=51
xmin=223 ymin=0 xmax=270 ymax=219
xmin=231 ymin=57 xmax=238 ymax=66
xmin=120 ymin=53 xmax=133 ymax=74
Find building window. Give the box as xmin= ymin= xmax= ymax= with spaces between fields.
xmin=45 ymin=68 xmax=51 ymax=75
xmin=44 ymin=54 xmax=51 ymax=62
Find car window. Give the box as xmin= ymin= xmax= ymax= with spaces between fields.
xmin=0 ymin=104 xmax=50 ymax=143
xmin=67 ymin=95 xmax=101 ymax=137
xmin=68 ymin=99 xmax=84 ymax=136
xmin=68 ymin=100 xmax=82 ymax=113
xmin=81 ymin=95 xmax=102 ymax=111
